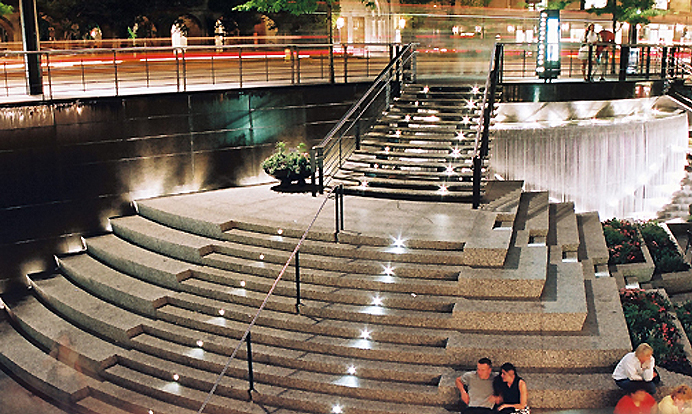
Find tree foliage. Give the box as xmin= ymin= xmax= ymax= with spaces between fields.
xmin=0 ymin=2 xmax=12 ymax=16
xmin=587 ymin=0 xmax=664 ymax=28
xmin=234 ymin=0 xmax=334 ymax=15
xmin=36 ymin=0 xmax=206 ymax=39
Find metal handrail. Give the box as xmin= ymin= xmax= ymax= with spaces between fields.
xmin=310 ymin=43 xmax=416 ymax=195
xmin=496 ymin=41 xmax=686 ymax=82
xmin=472 ymin=43 xmax=502 ymax=209
xmin=196 ymin=184 xmax=340 ymax=414
xmin=0 ymin=42 xmax=398 ymax=100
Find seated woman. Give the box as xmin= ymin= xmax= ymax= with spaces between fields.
xmin=492 ymin=362 xmax=528 ymax=414
xmin=613 ymin=343 xmax=659 ymax=396
xmin=614 ymin=382 xmax=656 ymax=414
xmin=659 ymin=385 xmax=692 ymax=414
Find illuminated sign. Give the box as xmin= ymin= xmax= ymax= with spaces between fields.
xmin=536 ymin=10 xmax=561 ymax=80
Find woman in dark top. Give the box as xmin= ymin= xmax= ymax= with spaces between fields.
xmin=493 ymin=363 xmax=529 ymax=414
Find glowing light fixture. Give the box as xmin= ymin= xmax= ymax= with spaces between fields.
xmin=383 ymin=265 xmax=395 ymax=276
xmin=259 ymin=254 xmax=265 ymax=260
xmin=347 ymin=365 xmax=357 ymax=375
xmin=277 ymin=228 xmax=283 ymax=235
xmin=333 ymin=404 xmax=344 ymax=414
xmin=372 ymin=295 xmax=383 ymax=306
xmin=392 ymin=236 xmax=405 ymax=248
xmin=196 ymin=340 xmax=204 ymax=348
xmin=240 ymin=280 xmax=246 ymax=287
xmin=218 ymin=309 xmax=225 ymax=316
xmin=173 ymin=373 xmax=180 ymax=381
xmin=360 ymin=329 xmax=371 ymax=339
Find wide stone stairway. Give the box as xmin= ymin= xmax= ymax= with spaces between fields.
xmin=3 ymin=182 xmax=691 ymax=414
xmin=3 ymin=80 xmax=692 ymax=414
xmin=331 ymin=83 xmax=492 ymax=201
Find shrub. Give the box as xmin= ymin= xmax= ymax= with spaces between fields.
xmin=639 ymin=221 xmax=690 ymax=274
xmin=620 ymin=288 xmax=692 ymax=375
xmin=262 ymin=142 xmax=311 ymax=178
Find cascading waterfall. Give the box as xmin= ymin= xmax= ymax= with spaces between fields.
xmin=491 ymin=97 xmax=689 ymax=219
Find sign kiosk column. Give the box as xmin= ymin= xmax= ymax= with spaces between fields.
xmin=536 ymin=10 xmax=561 ymax=81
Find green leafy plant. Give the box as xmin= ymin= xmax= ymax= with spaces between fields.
xmin=262 ymin=142 xmax=311 ymax=185
xmin=675 ymin=300 xmax=692 ymax=345
xmin=620 ymin=288 xmax=692 ymax=375
xmin=639 ymin=221 xmax=690 ymax=274
xmin=602 ymin=218 xmax=645 ymax=265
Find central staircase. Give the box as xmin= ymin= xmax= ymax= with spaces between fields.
xmin=2 ymin=81 xmax=692 ymax=414
xmin=331 ymin=83 xmax=492 ymax=201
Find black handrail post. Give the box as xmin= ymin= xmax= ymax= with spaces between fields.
xmin=246 ymin=331 xmax=255 ymax=398
xmin=296 ymin=46 xmax=301 ymax=84
xmin=339 ymin=184 xmax=344 ymax=231
xmin=318 ymin=148 xmax=324 ymax=195
xmin=661 ymin=47 xmax=668 ymax=78
xmin=644 ymin=46 xmax=651 ymax=78
xmin=295 ymin=251 xmax=301 ymax=313
xmin=343 ymin=44 xmax=348 ymax=84
xmin=472 ymin=155 xmax=482 ymax=209
xmin=619 ymin=46 xmax=630 ymax=81
xmin=587 ymin=45 xmax=593 ymax=81
xmin=310 ymin=148 xmax=317 ymax=197
xmin=334 ymin=185 xmax=341 ymax=241
xmin=355 ymin=120 xmax=361 ymax=151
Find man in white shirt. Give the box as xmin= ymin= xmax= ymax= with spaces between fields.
xmin=612 ymin=342 xmax=659 ymax=395
xmin=456 ymin=357 xmax=496 ymax=414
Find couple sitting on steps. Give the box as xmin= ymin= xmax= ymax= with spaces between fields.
xmin=455 ymin=358 xmax=529 ymax=414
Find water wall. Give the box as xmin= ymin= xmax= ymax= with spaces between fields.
xmin=491 ymin=97 xmax=689 ymax=220
xmin=0 ymin=83 xmax=368 ymax=290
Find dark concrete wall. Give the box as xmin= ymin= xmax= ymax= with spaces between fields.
xmin=0 ymin=83 xmax=368 ymax=290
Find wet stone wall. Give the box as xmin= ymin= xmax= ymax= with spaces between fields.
xmin=0 ymin=83 xmax=367 ymax=290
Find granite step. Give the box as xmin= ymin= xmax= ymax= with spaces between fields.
xmin=4 ymin=292 xmax=121 ymax=375
xmin=359 ymin=140 xmax=476 ymax=150
xmin=117 ymin=346 xmax=450 ymax=405
xmin=138 ymin=319 xmax=451 ymax=382
xmin=108 ymin=215 xmax=466 ymax=274
xmin=134 ymin=196 xmax=472 ymax=252
xmin=105 ymin=361 xmax=451 ymax=414
xmin=0 ymin=314 xmax=93 ymax=408
xmin=29 ymin=274 xmax=147 ymax=346
xmin=332 ymin=173 xmax=475 ymax=190
xmin=85 ymin=233 xmax=464 ymax=297
xmin=101 ymin=364 xmax=274 ymax=414
xmin=155 ymin=303 xmax=450 ymax=364
xmin=363 ymin=131 xmax=478 ymax=143
xmin=354 ymin=148 xmax=475 ymax=161
xmin=345 ymin=154 xmax=474 ymax=168
xmin=338 ymin=162 xmax=477 ymax=177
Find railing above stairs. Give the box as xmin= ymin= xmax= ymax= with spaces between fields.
xmin=473 ymin=43 xmax=502 ymax=209
xmin=310 ymin=44 xmax=417 ymax=196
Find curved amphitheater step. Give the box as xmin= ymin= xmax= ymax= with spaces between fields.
xmin=330 ymin=83 xmax=497 ymax=201
xmin=2 ymin=184 xmax=691 ymax=414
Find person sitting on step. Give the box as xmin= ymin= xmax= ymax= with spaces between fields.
xmin=492 ymin=362 xmax=529 ymax=414
xmin=614 ymin=382 xmax=656 ymax=414
xmin=613 ymin=343 xmax=659 ymax=396
xmin=658 ymin=384 xmax=692 ymax=414
xmin=455 ymin=357 xmax=496 ymax=413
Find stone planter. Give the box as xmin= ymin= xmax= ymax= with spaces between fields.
xmin=610 ymin=228 xmax=655 ymax=283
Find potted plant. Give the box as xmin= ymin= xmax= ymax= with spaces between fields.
xmin=262 ymin=142 xmax=312 ymax=187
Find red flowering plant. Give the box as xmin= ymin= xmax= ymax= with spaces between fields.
xmin=620 ymin=288 xmax=692 ymax=375
xmin=603 ymin=219 xmax=645 ymax=265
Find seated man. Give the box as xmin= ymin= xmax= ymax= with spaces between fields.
xmin=613 ymin=342 xmax=659 ymax=396
xmin=455 ymin=357 xmax=495 ymax=414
